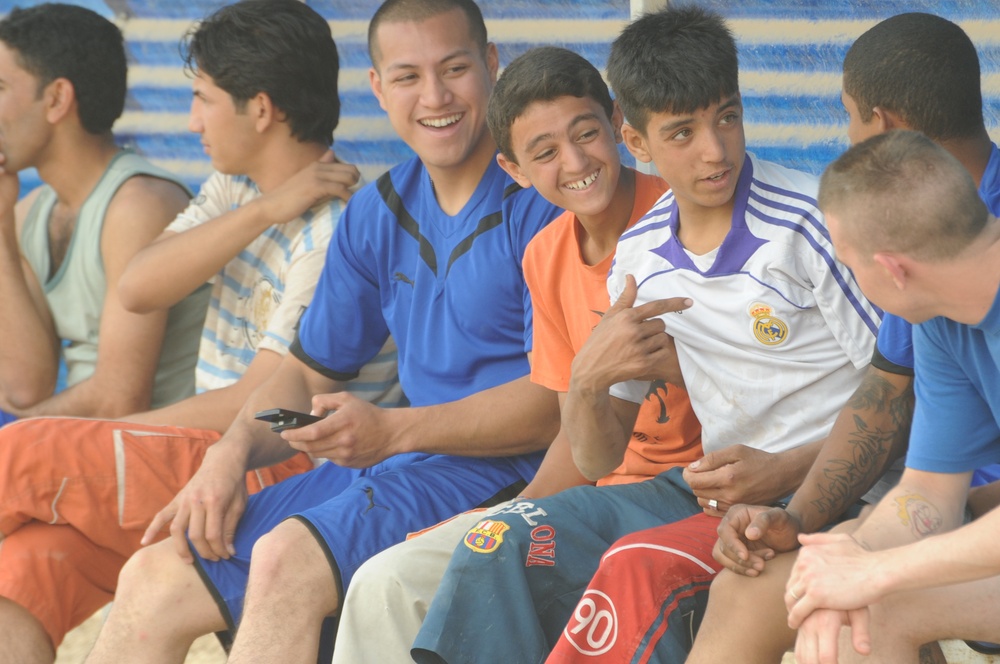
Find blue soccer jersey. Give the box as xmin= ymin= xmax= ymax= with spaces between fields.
xmin=293 ymin=156 xmax=560 ymax=409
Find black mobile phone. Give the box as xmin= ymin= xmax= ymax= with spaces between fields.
xmin=254 ymin=408 xmax=324 ymax=432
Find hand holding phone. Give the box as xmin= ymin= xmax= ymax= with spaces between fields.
xmin=254 ymin=408 xmax=324 ymax=433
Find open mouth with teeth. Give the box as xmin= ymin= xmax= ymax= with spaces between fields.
xmin=420 ymin=113 xmax=463 ymax=129
xmin=705 ymin=169 xmax=729 ymax=182
xmin=565 ymin=169 xmax=600 ymax=191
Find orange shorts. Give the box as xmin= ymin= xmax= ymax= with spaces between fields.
xmin=0 ymin=417 xmax=313 ymax=646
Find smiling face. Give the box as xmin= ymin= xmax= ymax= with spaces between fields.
xmin=369 ymin=8 xmax=498 ymax=178
xmin=625 ymin=94 xmax=745 ymax=220
xmin=0 ymin=42 xmax=52 ymax=173
xmin=188 ymin=71 xmax=259 ymax=175
xmin=498 ymin=95 xmax=622 ymax=220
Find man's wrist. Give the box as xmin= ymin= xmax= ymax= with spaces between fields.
xmin=388 ymin=406 xmax=418 ymax=454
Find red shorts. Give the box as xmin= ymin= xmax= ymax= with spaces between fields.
xmin=547 ymin=513 xmax=721 ymax=663
xmin=0 ymin=417 xmax=313 ymax=646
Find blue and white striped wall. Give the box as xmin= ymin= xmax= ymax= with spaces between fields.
xmin=2 ymin=0 xmax=998 ymax=194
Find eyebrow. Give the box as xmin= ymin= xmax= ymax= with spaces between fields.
xmin=523 ymin=112 xmax=601 ymax=153
xmin=384 ymin=48 xmax=473 ymax=74
xmin=656 ymin=94 xmax=741 ymax=137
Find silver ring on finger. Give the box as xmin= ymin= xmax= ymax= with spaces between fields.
xmin=708 ymin=498 xmax=719 ymax=510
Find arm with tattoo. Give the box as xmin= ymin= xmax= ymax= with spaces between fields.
xmin=786 ymin=366 xmax=914 ymax=533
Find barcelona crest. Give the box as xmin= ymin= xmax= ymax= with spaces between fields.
xmin=464 ymin=519 xmax=511 ymax=554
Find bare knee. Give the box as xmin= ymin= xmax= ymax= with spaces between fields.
xmin=0 ymin=598 xmax=54 ymax=664
xmin=247 ymin=520 xmax=338 ymax=609
xmin=115 ymin=541 xmax=199 ymax=612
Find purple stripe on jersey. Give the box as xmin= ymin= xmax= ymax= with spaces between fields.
xmin=748 ymin=188 xmax=829 ymax=242
xmin=619 ymin=198 xmax=677 ymax=244
xmin=750 ymin=177 xmax=818 ymax=208
xmin=748 ymin=204 xmax=881 ymax=335
xmin=635 ymin=269 xmax=809 ymax=310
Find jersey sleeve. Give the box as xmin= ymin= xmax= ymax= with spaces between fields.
xmin=291 ymin=191 xmax=391 ymax=381
xmin=870 ymin=313 xmax=915 ymax=376
xmin=805 ymin=229 xmax=881 ymax=370
xmin=256 ymin=200 xmax=340 ymax=357
xmin=523 ymin=232 xmax=574 ymax=391
xmin=905 ymin=321 xmax=1000 ymax=473
xmin=166 ymin=171 xmax=230 ymax=234
xmin=503 ymin=184 xmax=562 ymax=354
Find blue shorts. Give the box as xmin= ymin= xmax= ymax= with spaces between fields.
xmin=0 ymin=410 xmax=16 ymax=427
xmin=193 ymin=451 xmax=540 ymax=631
xmin=972 ymin=463 xmax=1000 ymax=487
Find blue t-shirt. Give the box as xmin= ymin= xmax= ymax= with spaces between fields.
xmin=292 ymin=155 xmax=560 ymax=408
xmin=907 ymin=287 xmax=1000 ymax=473
xmin=873 ymin=142 xmax=1000 ymax=373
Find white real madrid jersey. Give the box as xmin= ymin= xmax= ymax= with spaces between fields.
xmin=609 ymin=155 xmax=880 ymax=455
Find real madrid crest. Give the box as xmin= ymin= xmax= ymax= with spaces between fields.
xmin=463 ymin=519 xmax=511 ymax=554
xmin=748 ymin=301 xmax=788 ymax=346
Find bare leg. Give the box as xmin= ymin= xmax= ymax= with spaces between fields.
xmin=86 ymin=540 xmax=226 ymax=664
xmin=227 ymin=519 xmax=338 ymax=664
xmin=834 ymin=577 xmax=1000 ymax=664
xmin=0 ymin=598 xmax=54 ymax=664
xmin=687 ymin=553 xmax=797 ymax=664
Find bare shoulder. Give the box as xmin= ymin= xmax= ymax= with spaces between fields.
xmin=13 ymin=185 xmax=46 ymax=234
xmin=106 ymin=174 xmax=191 ymax=231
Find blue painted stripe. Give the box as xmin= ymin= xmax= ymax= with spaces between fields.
xmin=691 ymin=0 xmax=1000 ymax=21
xmin=125 ymin=38 xmax=1000 ymax=79
xmin=109 ymin=0 xmax=229 ymax=18
xmin=116 ymin=133 xmax=419 ymax=165
xmin=115 ymin=0 xmax=629 ymax=20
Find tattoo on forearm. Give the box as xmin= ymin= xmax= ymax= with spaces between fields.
xmin=895 ymin=493 xmax=943 ymax=538
xmin=810 ymin=375 xmax=915 ymax=517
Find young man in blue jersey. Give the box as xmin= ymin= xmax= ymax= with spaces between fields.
xmin=407 ymin=7 xmax=880 ymax=663
xmin=785 ymin=130 xmax=1000 ymax=664
xmin=0 ymin=3 xmax=203 ymax=425
xmin=86 ymin=1 xmax=563 ymax=663
xmin=0 ymin=2 xmax=399 ymax=663
xmin=688 ymin=14 xmax=1000 ymax=663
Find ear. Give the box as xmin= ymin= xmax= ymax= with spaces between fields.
xmin=621 ymin=123 xmax=652 ymax=164
xmin=869 ymin=106 xmax=904 ymax=133
xmin=873 ymin=252 xmax=908 ymax=290
xmin=611 ymin=101 xmax=625 ymax=143
xmin=496 ymin=152 xmax=531 ymax=189
xmin=370 ymin=67 xmax=387 ymax=112
xmin=485 ymin=42 xmax=499 ymax=83
xmin=44 ymin=78 xmax=75 ymax=125
xmin=249 ymin=92 xmax=280 ymax=133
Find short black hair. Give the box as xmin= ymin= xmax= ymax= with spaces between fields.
xmin=820 ymin=130 xmax=987 ymax=261
xmin=0 ymin=3 xmax=125 ymax=135
xmin=368 ymin=0 xmax=488 ymax=69
xmin=607 ymin=5 xmax=738 ymax=134
xmin=487 ymin=46 xmax=613 ymax=162
xmin=843 ymin=13 xmax=984 ymax=141
xmin=183 ymin=0 xmax=340 ymax=146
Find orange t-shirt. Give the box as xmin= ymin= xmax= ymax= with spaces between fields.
xmin=524 ymin=170 xmax=702 ymax=486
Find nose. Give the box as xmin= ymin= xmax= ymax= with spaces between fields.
xmin=563 ymin=142 xmax=589 ymax=174
xmin=698 ymin=128 xmax=726 ymax=163
xmin=187 ymin=99 xmax=203 ymax=134
xmin=420 ymin=74 xmax=453 ymax=109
